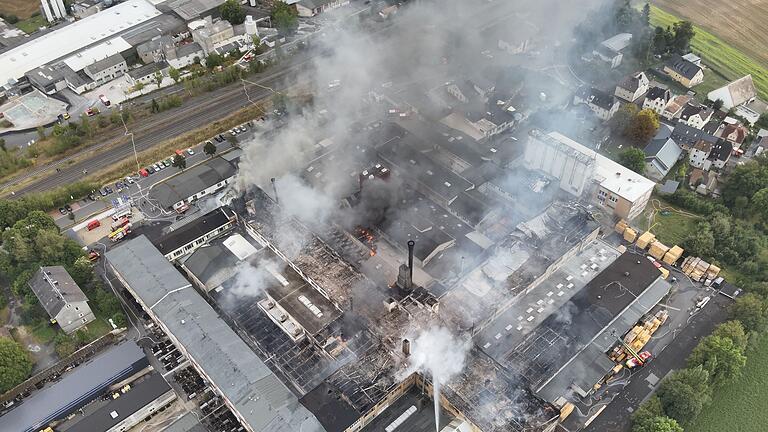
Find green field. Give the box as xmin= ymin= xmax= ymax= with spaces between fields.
xmin=15 ymin=15 xmax=46 ymax=34
xmin=649 ymin=5 xmax=768 ymax=101
xmin=688 ymin=335 xmax=768 ymax=431
xmin=641 ymin=199 xmax=700 ymax=246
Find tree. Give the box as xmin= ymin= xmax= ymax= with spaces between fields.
xmin=712 ymin=98 xmax=724 ymax=111
xmin=652 ymin=26 xmax=670 ymax=55
xmin=37 ymin=126 xmax=46 ymax=140
xmin=633 ymin=416 xmax=683 ymax=432
xmin=632 ymin=395 xmax=665 ymax=428
xmin=0 ymin=337 xmax=33 ymax=393
xmin=751 ymin=188 xmax=768 ymax=219
xmin=168 ymin=66 xmax=181 ymax=84
xmin=688 ymin=335 xmax=747 ymax=386
xmin=206 ymin=52 xmax=223 ymax=70
xmin=682 ymin=223 xmax=715 ymax=257
xmin=172 ymin=154 xmax=186 ymax=171
xmin=0 ymin=138 xmax=6 ymax=152
xmin=656 ymin=366 xmax=711 ymax=423
xmin=271 ymin=1 xmax=298 ymax=35
xmin=151 ymin=98 xmax=160 ymax=113
xmin=133 ymin=81 xmax=145 ymax=92
xmin=204 ymin=140 xmax=217 ymax=157
xmin=641 ymin=3 xmax=651 ymax=25
xmin=619 ymin=147 xmax=646 ymax=175
xmin=713 ymin=320 xmax=748 ymax=351
xmin=626 ymin=109 xmax=659 ymax=143
xmin=611 ymin=104 xmax=639 ymax=134
xmin=252 ymin=35 xmax=265 ymax=55
xmin=153 ymin=70 xmax=163 ymax=89
xmin=671 ymin=21 xmax=695 ymax=53
xmin=730 ymin=293 xmax=768 ymax=333
xmin=226 ymin=134 xmax=239 ymax=148
xmin=219 ymin=0 xmax=245 ymax=24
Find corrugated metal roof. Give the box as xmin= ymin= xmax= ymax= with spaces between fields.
xmin=0 ymin=341 xmax=148 ymax=432
xmin=105 ymin=236 xmax=326 ymax=432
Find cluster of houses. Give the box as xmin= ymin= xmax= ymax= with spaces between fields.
xmin=572 ymin=55 xmax=765 ymax=197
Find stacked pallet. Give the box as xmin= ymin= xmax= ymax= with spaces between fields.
xmin=681 ymin=256 xmax=715 ymax=282
xmin=623 ymin=228 xmax=638 ymax=242
xmin=662 ymin=245 xmax=684 ymax=265
xmin=706 ymin=264 xmax=721 ymax=280
xmin=610 ymin=311 xmax=669 ymax=362
xmin=636 ymin=232 xmax=656 ymax=249
xmin=615 ymin=220 xmax=629 ymax=234
xmin=648 ymin=241 xmax=669 ymax=260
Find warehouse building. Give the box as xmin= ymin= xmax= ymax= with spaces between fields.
xmin=150 ymin=150 xmax=239 ymax=210
xmin=105 ymin=235 xmax=326 ymax=432
xmin=61 ymin=373 xmax=175 ymax=432
xmin=0 ymin=341 xmax=148 ymax=432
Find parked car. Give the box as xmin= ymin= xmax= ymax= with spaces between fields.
xmin=62 ymin=112 xmax=71 ymax=120
xmin=64 ymin=204 xmax=72 ymax=212
xmin=59 ymin=207 xmax=67 ymax=215
xmin=115 ymin=182 xmax=124 ymax=191
xmin=99 ymin=189 xmax=108 ymax=197
xmin=214 ymin=135 xmax=224 ymax=142
xmin=164 ymin=158 xmax=172 ymax=166
xmin=124 ymin=176 xmax=135 ymax=184
xmin=186 ymin=148 xmax=194 ymax=155
xmin=146 ymin=166 xmax=155 ymax=174
xmin=104 ymin=186 xmax=113 ymax=194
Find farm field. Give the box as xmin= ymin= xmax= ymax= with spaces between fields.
xmin=649 ymin=5 xmax=768 ymax=100
xmin=652 ymin=0 xmax=768 ymax=72
xmin=687 ymin=335 xmax=768 ymax=432
xmin=0 ymin=0 xmax=40 ymax=20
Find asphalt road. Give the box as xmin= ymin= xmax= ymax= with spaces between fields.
xmin=576 ymin=292 xmax=731 ymax=432
xmin=2 ymin=53 xmax=311 ymax=197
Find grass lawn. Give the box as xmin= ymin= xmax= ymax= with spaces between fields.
xmin=688 ymin=335 xmax=768 ymax=431
xmin=29 ymin=320 xmax=57 ymax=344
xmin=649 ymin=5 xmax=768 ymax=101
xmin=15 ymin=15 xmax=47 ymax=34
xmin=640 ymin=198 xmax=700 ymax=246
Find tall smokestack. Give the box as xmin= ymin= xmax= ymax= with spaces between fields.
xmin=408 ymin=240 xmax=415 ymax=283
xmin=402 ymin=338 xmax=410 ymax=357
xmin=270 ymin=177 xmax=278 ymax=204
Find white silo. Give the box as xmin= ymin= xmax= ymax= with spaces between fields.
xmin=54 ymin=0 xmax=67 ymax=18
xmin=244 ymin=15 xmax=258 ymax=37
xmin=41 ymin=0 xmax=55 ymax=22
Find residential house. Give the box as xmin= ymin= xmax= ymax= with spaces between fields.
xmin=679 ymin=102 xmax=713 ymax=129
xmin=689 ymin=168 xmax=717 ymax=195
xmin=296 ymin=0 xmax=349 ymax=17
xmin=446 ymin=81 xmax=476 ymax=104
xmin=614 ymin=72 xmax=649 ymax=102
xmin=671 ymin=123 xmax=719 ymax=151
xmin=151 ymin=206 xmax=237 ymax=261
xmin=716 ymin=121 xmax=748 ymax=151
xmin=707 ymin=75 xmax=757 ymax=110
xmin=126 ymin=61 xmax=170 ymax=86
xmin=642 ymin=86 xmax=671 ymax=115
xmin=644 ymin=127 xmax=682 ymax=181
xmin=664 ymin=54 xmax=704 ymax=88
xmin=688 ymin=139 xmax=713 ymax=169
xmin=662 ymin=94 xmax=692 ymax=120
xmin=484 ymin=20 xmax=537 ymax=55
xmin=27 ymin=266 xmax=96 ymax=334
xmin=591 ymin=33 xmax=632 ymax=69
xmin=708 ymin=140 xmax=733 ymax=170
xmin=573 ymin=86 xmax=619 ymax=121
xmin=166 ymin=42 xmax=204 ymax=69
xmin=83 ymin=53 xmax=127 ymax=85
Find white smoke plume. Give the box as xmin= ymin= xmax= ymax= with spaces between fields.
xmin=227 ymin=258 xmax=285 ymax=298
xmin=401 ymin=326 xmax=471 ymax=432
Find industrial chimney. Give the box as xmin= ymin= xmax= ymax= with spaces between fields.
xmin=407 ymin=240 xmax=415 ymax=283
xmin=402 ymin=338 xmax=411 ymax=357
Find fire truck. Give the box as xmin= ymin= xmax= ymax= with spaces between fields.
xmin=108 ymin=223 xmax=132 ymax=242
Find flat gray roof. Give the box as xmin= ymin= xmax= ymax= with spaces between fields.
xmin=0 ymin=341 xmax=147 ymax=432
xmin=150 ymin=153 xmax=239 ymax=208
xmin=105 ymin=236 xmax=326 ymax=432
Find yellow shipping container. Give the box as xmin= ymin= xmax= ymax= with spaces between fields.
xmin=560 ymin=402 xmax=575 ymax=421
xmin=623 ymin=228 xmax=638 ymax=242
xmin=636 ymin=232 xmax=656 ymax=249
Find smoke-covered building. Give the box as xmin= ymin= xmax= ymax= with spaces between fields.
xmin=525 ymin=131 xmax=655 ymax=220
